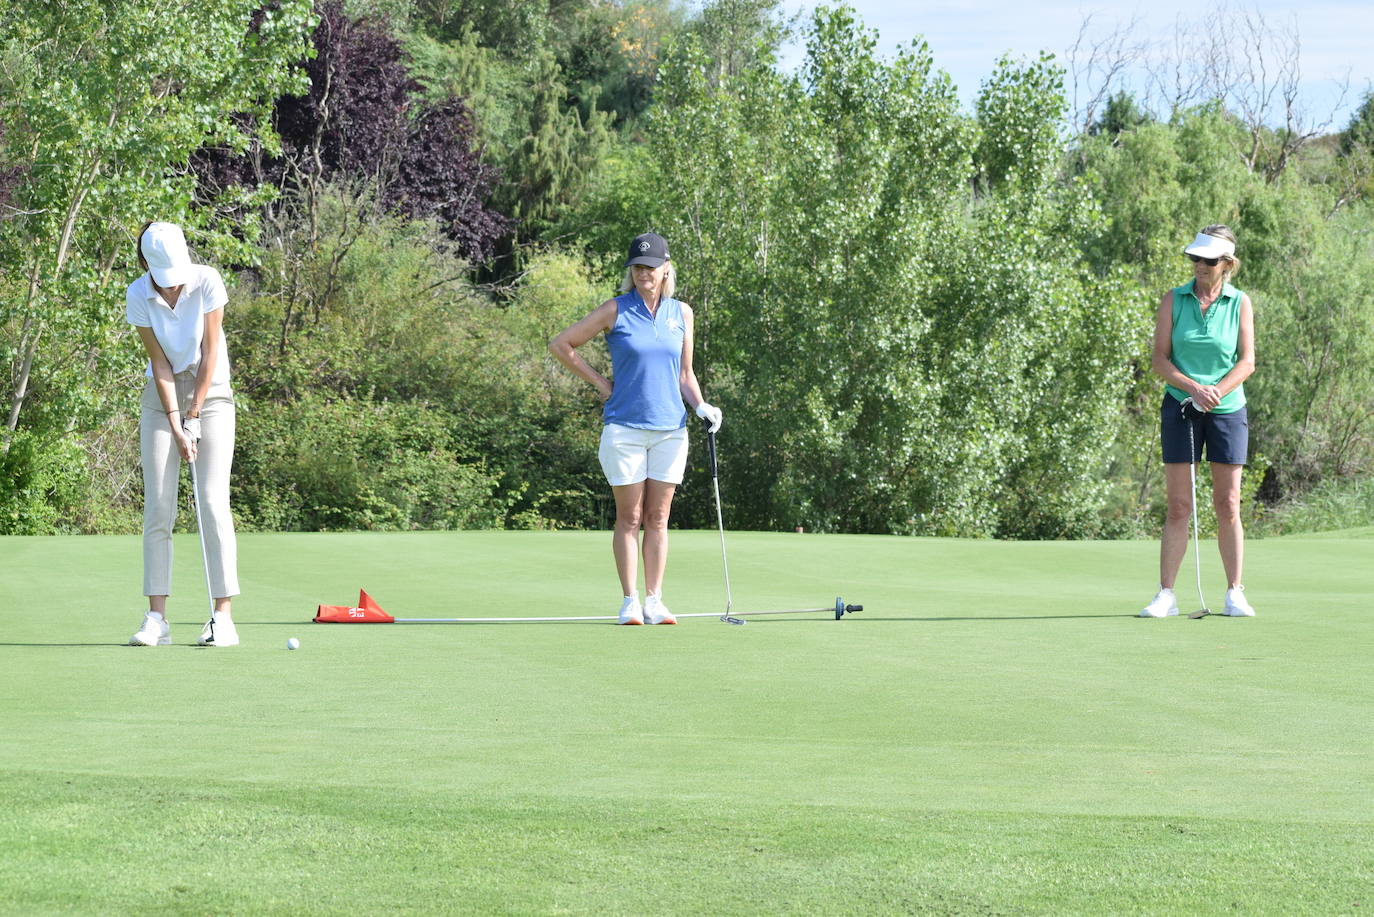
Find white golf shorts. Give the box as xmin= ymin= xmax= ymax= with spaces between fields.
xmin=598 ymin=423 xmax=689 ymax=486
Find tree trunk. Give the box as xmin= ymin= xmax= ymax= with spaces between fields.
xmin=5 ymin=261 xmax=45 ymax=438
xmin=5 ymin=158 xmax=99 ymax=436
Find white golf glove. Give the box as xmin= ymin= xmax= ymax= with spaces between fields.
xmin=181 ymin=415 xmax=202 ymax=443
xmin=695 ymin=401 xmax=723 ymax=433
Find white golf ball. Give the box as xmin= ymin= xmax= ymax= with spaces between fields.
xmin=286 ymin=638 xmax=300 ymax=651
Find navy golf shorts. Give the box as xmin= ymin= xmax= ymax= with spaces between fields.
xmin=1160 ymin=394 xmax=1248 ymax=464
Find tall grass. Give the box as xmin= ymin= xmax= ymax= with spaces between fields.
xmin=1259 ymin=474 xmax=1374 ymax=535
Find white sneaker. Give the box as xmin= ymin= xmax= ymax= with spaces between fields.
xmin=644 ymin=594 xmax=677 ymax=625
xmin=197 ymin=611 xmax=240 ymax=646
xmin=1223 ymin=586 xmax=1256 ymax=617
xmin=617 ymin=595 xmax=644 ymax=625
xmin=129 ymin=611 xmax=171 ymax=646
xmin=1139 ymin=588 xmax=1180 ymax=618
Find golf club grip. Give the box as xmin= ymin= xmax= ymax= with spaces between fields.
xmin=702 ymin=418 xmax=718 ymax=476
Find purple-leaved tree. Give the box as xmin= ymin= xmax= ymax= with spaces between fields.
xmin=196 ymin=0 xmax=509 ymax=262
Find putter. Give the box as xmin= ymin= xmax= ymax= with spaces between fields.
xmin=702 ymin=417 xmax=735 ymax=623
xmin=1181 ymin=399 xmax=1213 ymax=619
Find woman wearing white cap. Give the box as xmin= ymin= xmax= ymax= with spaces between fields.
xmin=1141 ymin=224 xmax=1257 ymax=618
xmin=126 ymin=221 xmax=240 ymax=647
xmin=549 ymin=232 xmax=723 ymax=625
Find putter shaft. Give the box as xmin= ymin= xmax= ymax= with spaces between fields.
xmin=1183 ymin=399 xmax=1209 ymax=618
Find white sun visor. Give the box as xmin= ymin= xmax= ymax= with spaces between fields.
xmin=1182 ymin=232 xmax=1236 ymax=259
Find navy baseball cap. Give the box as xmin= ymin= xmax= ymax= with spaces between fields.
xmin=625 ymin=232 xmax=670 ymax=267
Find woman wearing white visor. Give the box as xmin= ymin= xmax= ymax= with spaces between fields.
xmin=126 ymin=222 xmax=241 ymax=646
xmin=549 ymin=232 xmax=723 ymax=625
xmin=1141 ymin=224 xmax=1257 ymax=618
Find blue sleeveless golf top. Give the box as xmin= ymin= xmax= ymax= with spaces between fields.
xmin=603 ymin=291 xmax=688 ymax=430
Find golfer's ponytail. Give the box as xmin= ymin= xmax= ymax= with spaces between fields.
xmin=1201 ymin=223 xmax=1241 ymax=280
xmin=135 ymin=220 xmax=157 ymax=273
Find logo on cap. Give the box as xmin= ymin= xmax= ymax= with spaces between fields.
xmin=638 ymin=241 xmax=650 ymax=252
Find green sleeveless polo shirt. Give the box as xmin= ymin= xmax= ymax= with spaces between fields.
xmin=1164 ymin=279 xmax=1246 ymax=414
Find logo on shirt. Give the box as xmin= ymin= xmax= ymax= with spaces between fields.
xmin=666 ymin=317 xmax=683 ymax=335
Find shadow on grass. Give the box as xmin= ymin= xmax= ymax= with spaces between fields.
xmin=0 ymin=613 xmax=1141 ymax=643
xmin=847 ymin=614 xmax=1139 ymax=622
xmin=237 ymin=614 xmax=1141 ymax=626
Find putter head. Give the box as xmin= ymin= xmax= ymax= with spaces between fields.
xmin=1188 ymin=608 xmax=1212 ymax=619
xmin=720 ymin=615 xmax=746 ymax=625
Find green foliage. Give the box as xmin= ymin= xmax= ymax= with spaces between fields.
xmin=504 ymin=249 xmax=610 ymax=344
xmin=229 ymin=189 xmax=610 ymax=530
xmin=1257 ymin=473 xmax=1374 ymax=535
xmin=413 ymin=0 xmax=553 ymax=56
xmin=0 ymin=430 xmax=85 ymax=534
xmin=1079 ymin=102 xmax=1374 ymax=524
xmin=1089 ymin=91 xmax=1153 ymax=138
xmin=548 ymin=138 xmax=659 ymax=278
xmin=621 ymin=7 xmax=1140 ymax=537
xmin=502 ymin=54 xmax=614 ymax=238
xmin=232 ymin=393 xmax=507 ymax=531
xmin=1339 ymin=89 xmax=1374 ymax=155
xmin=404 ymin=26 xmax=529 ymax=159
xmin=680 ymin=0 xmax=792 ymax=86
xmin=0 ymin=0 xmax=315 ymax=527
xmin=4 ymin=0 xmax=1373 ymax=538
xmin=1247 ymin=203 xmax=1374 ymax=494
xmin=411 ymin=0 xmax=682 ymax=133
xmin=405 ymin=27 xmax=614 ymax=248
xmin=1078 ymin=106 xmax=1259 ymax=286
xmin=975 ymin=53 xmax=1064 ymax=194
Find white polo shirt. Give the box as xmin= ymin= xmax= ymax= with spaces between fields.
xmin=125 ymin=264 xmax=230 ymax=384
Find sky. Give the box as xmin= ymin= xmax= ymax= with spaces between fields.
xmin=776 ymin=1 xmax=1372 ymax=130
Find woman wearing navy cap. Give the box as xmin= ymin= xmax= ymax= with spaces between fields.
xmin=550 ymin=232 xmax=722 ymax=624
xmin=1141 ymin=224 xmax=1257 ymax=618
xmin=125 ymin=221 xmax=241 ymax=647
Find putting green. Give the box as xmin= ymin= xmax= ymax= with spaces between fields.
xmin=2 ymin=530 xmax=1371 ymax=914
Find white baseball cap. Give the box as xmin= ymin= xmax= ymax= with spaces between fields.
xmin=1182 ymin=232 xmax=1236 ymax=260
xmin=140 ymin=222 xmax=192 ymax=287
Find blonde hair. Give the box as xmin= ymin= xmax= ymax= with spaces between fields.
xmin=1201 ymin=223 xmax=1241 ymax=279
xmin=619 ymin=262 xmax=676 ymax=299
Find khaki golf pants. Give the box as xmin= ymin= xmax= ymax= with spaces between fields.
xmin=140 ymin=373 xmax=239 ymax=598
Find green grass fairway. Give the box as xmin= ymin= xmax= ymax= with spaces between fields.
xmin=3 ymin=530 xmax=1372 ymax=915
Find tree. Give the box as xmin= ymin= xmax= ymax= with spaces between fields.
xmin=1339 ymin=90 xmax=1374 ymax=154
xmin=0 ymin=0 xmax=315 ymax=446
xmin=975 ymin=52 xmax=1063 ymax=194
xmin=680 ymin=0 xmax=793 ymax=88
xmin=196 ymin=1 xmax=509 ymax=264
xmin=503 ymin=54 xmax=612 ymax=238
xmin=634 ymin=7 xmax=1140 ymax=536
xmin=414 ymin=0 xmax=555 ymax=56
xmin=1089 ymin=91 xmax=1153 ymax=138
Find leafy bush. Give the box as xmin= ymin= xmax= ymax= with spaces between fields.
xmin=226 ymin=193 xmax=611 ymax=530
xmin=0 ymin=432 xmax=88 ymax=534
xmin=613 ymin=10 xmax=1143 ymax=537
xmin=232 ymin=393 xmax=506 ymax=531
